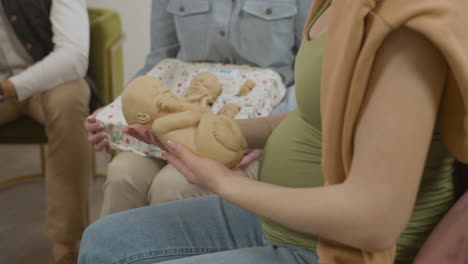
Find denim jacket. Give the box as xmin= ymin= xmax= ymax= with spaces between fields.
xmin=135 ymin=0 xmax=313 ymax=110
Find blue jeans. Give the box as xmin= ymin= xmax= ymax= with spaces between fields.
xmin=79 ymin=195 xmax=318 ymax=264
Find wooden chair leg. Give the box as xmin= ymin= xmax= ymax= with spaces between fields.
xmin=0 ymin=144 xmax=45 ymax=186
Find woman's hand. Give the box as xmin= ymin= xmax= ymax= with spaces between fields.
xmin=163 ymin=141 xmax=248 ymax=193
xmin=122 ymin=124 xmax=168 ymax=151
xmin=236 ymin=149 xmax=263 ymax=168
xmin=85 ymin=107 xmax=112 ymax=153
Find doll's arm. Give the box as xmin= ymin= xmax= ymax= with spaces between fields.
xmin=159 ymin=96 xmax=204 ymax=113
xmin=183 ymin=94 xmax=204 ymax=103
xmin=152 ymin=111 xmax=203 ymax=135
xmin=199 ymin=97 xmax=211 ymax=110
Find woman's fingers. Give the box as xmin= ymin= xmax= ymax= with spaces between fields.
xmin=145 ymin=130 xmax=167 ymax=151
xmin=85 ymin=107 xmax=111 ymax=151
xmin=236 ymin=149 xmax=263 ymax=168
xmin=86 ymin=121 xmax=105 ymax=134
xmin=88 ymin=131 xmax=107 ymax=145
xmin=123 ymin=125 xmax=168 ymax=151
xmin=94 ymin=138 xmax=109 ymax=151
xmin=122 ymin=126 xmax=146 ymax=142
xmin=85 ymin=107 xmax=104 ymax=128
xmin=164 ymin=141 xmax=239 ymax=192
xmin=166 ymin=141 xmax=194 ymax=161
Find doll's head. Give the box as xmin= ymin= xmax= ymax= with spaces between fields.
xmin=218 ymin=103 xmax=241 ymax=118
xmin=187 ymin=72 xmax=222 ymax=100
xmin=121 ymin=75 xmax=171 ymax=129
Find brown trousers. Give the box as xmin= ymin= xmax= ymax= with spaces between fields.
xmin=0 ymin=80 xmax=92 ymax=242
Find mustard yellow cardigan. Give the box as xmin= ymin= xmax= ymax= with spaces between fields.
xmin=306 ymin=0 xmax=468 ymax=263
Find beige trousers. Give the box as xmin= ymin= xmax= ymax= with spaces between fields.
xmin=0 ymin=80 xmax=92 ymax=242
xmin=100 ymin=151 xmax=260 ymax=217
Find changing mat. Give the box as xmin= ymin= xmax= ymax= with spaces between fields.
xmin=96 ymin=58 xmax=286 ymax=159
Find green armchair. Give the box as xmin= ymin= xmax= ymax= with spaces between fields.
xmin=0 ymin=8 xmax=124 ymax=185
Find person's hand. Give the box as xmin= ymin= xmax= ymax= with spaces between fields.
xmin=122 ymin=124 xmax=168 ymax=151
xmin=85 ymin=107 xmax=112 ymax=153
xmin=163 ymin=141 xmax=248 ymax=192
xmin=0 ymin=80 xmax=18 ymax=99
xmin=236 ymin=149 xmax=263 ymax=168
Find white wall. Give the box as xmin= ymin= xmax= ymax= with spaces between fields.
xmin=87 ymin=0 xmax=151 ymax=85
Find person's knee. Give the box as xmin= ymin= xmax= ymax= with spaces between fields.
xmin=148 ymin=179 xmax=181 ymax=204
xmin=43 ymin=80 xmax=90 ymax=120
xmin=148 ymin=166 xmax=210 ymax=204
xmin=105 ymin=155 xmax=140 ymax=190
xmin=105 ymin=152 xmax=163 ymax=195
xmin=79 ymin=216 xmax=117 ymax=264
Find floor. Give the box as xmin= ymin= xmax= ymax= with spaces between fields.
xmin=0 ymin=144 xmax=109 ymax=264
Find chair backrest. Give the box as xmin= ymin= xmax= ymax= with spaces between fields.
xmin=88 ymin=8 xmax=125 ymax=105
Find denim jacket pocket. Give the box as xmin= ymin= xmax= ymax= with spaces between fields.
xmin=238 ymin=0 xmax=297 ymax=67
xmin=242 ymin=1 xmax=298 ymax=21
xmin=166 ymin=0 xmax=212 ymax=60
xmin=166 ymin=0 xmax=210 ymax=17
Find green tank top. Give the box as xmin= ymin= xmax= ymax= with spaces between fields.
xmin=259 ymin=0 xmax=456 ymax=263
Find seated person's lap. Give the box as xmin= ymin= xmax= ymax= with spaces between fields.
xmin=79 ymin=195 xmax=318 ymax=264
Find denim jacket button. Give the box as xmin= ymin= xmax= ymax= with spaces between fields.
xmin=219 ymin=30 xmax=226 ymax=37
xmin=179 ymin=6 xmax=185 ymax=12
xmin=26 ymin=43 xmax=33 ymax=50
xmin=265 ymin=8 xmax=272 ymax=15
xmin=10 ymin=15 xmax=17 ymax=23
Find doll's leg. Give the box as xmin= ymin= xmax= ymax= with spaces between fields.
xmin=152 ymin=111 xmax=203 ymax=135
xmin=100 ymin=151 xmax=166 ymax=217
xmin=196 ymin=114 xmax=246 ymax=152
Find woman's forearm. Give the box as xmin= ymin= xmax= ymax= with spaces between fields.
xmin=219 ymin=27 xmax=448 ymax=253
xmin=237 ymin=113 xmax=288 ymax=149
xmin=215 ymin=175 xmax=390 ymax=252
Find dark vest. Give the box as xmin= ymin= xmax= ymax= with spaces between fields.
xmin=1 ymin=0 xmax=54 ymax=62
xmin=1 ymin=0 xmax=103 ymax=110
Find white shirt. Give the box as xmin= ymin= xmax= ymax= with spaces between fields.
xmin=0 ymin=5 xmax=33 ymax=82
xmin=0 ymin=0 xmax=89 ymax=101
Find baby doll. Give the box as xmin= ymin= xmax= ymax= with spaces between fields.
xmin=183 ymin=72 xmax=222 ymax=110
xmin=121 ymin=75 xmax=247 ymax=168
